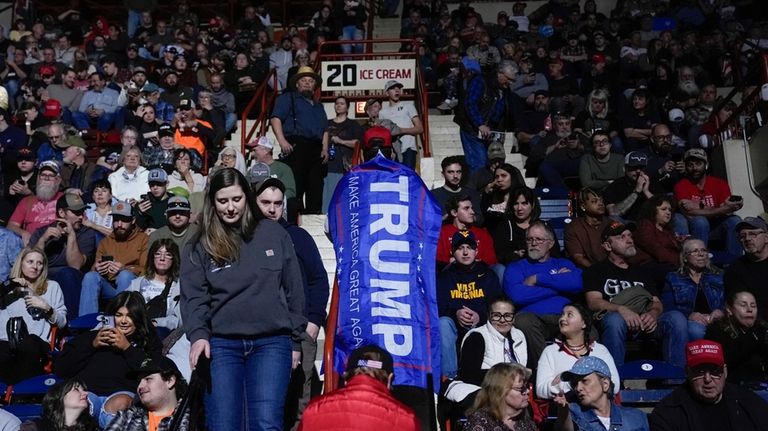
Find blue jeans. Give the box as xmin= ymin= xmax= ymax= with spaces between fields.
xmin=322 ymin=172 xmax=343 ymax=214
xmin=599 ymin=310 xmax=687 ymax=367
xmin=439 ymin=317 xmax=459 ymax=379
xmin=49 ymin=267 xmax=84 ymax=320
xmin=206 ymin=335 xmax=292 ymax=431
xmin=225 ymin=112 xmax=237 ymax=132
xmin=687 ymin=321 xmax=707 ymax=341
xmin=87 ymin=390 xmax=134 ymax=428
xmin=672 ymin=213 xmax=689 ymax=236
xmin=127 ymin=10 xmax=142 ymax=38
xmin=459 ymin=129 xmax=487 ymax=171
xmin=491 ymin=263 xmax=506 ymax=285
xmin=79 ymin=270 xmax=136 ymax=316
xmin=72 ymin=111 xmax=118 ymax=132
xmin=340 ymin=25 xmax=364 ymax=54
xmin=4 ymin=80 xmax=19 ymax=110
xmin=686 ymin=214 xmax=742 ymax=258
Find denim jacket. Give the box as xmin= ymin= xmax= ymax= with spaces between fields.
xmin=661 ymin=272 xmax=725 ymax=317
xmin=569 ymin=402 xmax=649 ymax=431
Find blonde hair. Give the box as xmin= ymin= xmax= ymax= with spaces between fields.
xmin=10 ymin=247 xmax=49 ymax=295
xmin=119 ymin=145 xmax=143 ymax=166
xmin=469 ymin=363 xmax=531 ymax=422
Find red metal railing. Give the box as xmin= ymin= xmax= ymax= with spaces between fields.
xmin=712 ymin=51 xmax=768 ymax=146
xmin=240 ymin=69 xmax=279 ymax=153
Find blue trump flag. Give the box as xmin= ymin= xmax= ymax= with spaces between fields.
xmin=328 ymin=155 xmax=442 ymax=391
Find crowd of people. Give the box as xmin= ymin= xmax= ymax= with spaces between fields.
xmin=0 ymin=0 xmax=766 ymax=430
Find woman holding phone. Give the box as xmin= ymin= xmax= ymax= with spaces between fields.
xmin=55 ymin=291 xmax=161 ymax=428
xmin=181 ymin=168 xmax=306 ymax=431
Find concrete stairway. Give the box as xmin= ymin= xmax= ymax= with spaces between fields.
xmin=370 ymin=4 xmax=402 ymax=52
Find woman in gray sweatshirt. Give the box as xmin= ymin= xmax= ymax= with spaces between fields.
xmin=181 ymin=168 xmax=306 ymax=431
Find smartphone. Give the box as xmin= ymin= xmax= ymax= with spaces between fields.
xmin=729 ymin=195 xmax=743 ymax=202
xmin=140 ymin=194 xmax=149 ymax=201
xmin=100 ymin=315 xmax=115 ymax=328
xmin=17 ymin=179 xmax=25 ymax=186
xmin=57 ymin=221 xmax=67 ymax=229
xmin=101 ymin=255 xmax=114 ymax=262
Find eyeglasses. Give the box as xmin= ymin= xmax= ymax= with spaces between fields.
xmin=38 ymin=173 xmax=57 ymax=179
xmin=221 ymin=154 xmax=236 ymax=160
xmin=593 ymin=138 xmax=610 ymax=146
xmin=153 ymin=252 xmax=174 ymax=259
xmin=525 ymin=237 xmax=551 ymax=244
xmin=689 ymin=365 xmax=724 ymax=380
xmin=489 ymin=312 xmax=515 ymax=322
xmin=509 ymin=384 xmax=531 ymax=395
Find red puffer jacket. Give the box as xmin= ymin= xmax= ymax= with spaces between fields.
xmin=297 ymin=374 xmax=421 ymax=430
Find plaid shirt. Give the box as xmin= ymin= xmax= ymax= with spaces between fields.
xmin=465 ymin=74 xmax=506 ymax=129
xmin=104 ymin=404 xmax=190 ymax=431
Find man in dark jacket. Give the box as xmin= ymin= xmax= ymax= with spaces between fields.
xmin=297 ymin=345 xmax=419 ymax=430
xmin=253 ymin=177 xmax=329 ymax=429
xmin=454 ymin=59 xmax=517 ymax=171
xmin=437 ymin=230 xmax=502 ymax=378
xmin=650 ymin=340 xmax=768 ymax=431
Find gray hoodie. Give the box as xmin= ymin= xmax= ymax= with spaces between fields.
xmin=181 ymin=219 xmax=306 ymax=349
xmin=210 ymin=87 xmax=236 ymax=114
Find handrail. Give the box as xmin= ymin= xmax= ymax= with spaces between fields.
xmin=713 ymin=51 xmax=768 ymax=146
xmin=323 ymin=278 xmax=341 ymax=393
xmin=240 ymin=69 xmax=279 ymax=153
xmin=314 ymin=38 xmax=432 ymax=158
xmin=414 ymin=45 xmax=432 ymax=158
xmin=363 ymin=0 xmax=379 ymax=54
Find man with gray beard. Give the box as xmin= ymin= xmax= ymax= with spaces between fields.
xmin=583 ymin=220 xmax=687 ymax=367
xmin=7 ymin=160 xmax=64 ymax=245
xmin=503 ymin=220 xmax=583 ymax=367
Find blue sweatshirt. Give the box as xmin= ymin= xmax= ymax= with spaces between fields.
xmin=503 ymin=257 xmax=583 ymax=315
xmin=281 ymin=219 xmax=330 ymax=327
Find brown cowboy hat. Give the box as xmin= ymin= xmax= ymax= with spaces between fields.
xmin=289 ymin=65 xmax=322 ymax=90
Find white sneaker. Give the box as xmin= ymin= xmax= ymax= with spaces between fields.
xmin=447 ymin=98 xmax=459 ymax=108
xmin=437 ymin=100 xmax=451 ymax=111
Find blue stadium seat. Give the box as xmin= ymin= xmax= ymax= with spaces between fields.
xmin=618 ymin=360 xmax=685 ymax=406
xmin=3 ymin=404 xmax=42 ymax=421
xmin=546 ymin=216 xmax=573 ymax=250
xmin=68 ymin=313 xmax=102 ymax=332
xmin=618 ymin=359 xmax=685 ymax=381
xmin=10 ymin=374 xmax=60 ymax=398
xmin=537 ymin=187 xmax=572 ymax=220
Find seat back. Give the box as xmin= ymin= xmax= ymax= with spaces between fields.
xmin=618 ymin=360 xmax=685 ymax=406
xmin=537 ymin=187 xmax=573 ymax=220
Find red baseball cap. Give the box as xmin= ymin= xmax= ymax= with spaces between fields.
xmin=686 ymin=340 xmax=725 ymax=368
xmin=39 ymin=65 xmax=56 ymax=77
xmin=363 ymin=126 xmax=392 ymax=150
xmin=43 ymin=99 xmax=62 ymax=118
xmin=592 ymin=53 xmax=607 ymax=64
